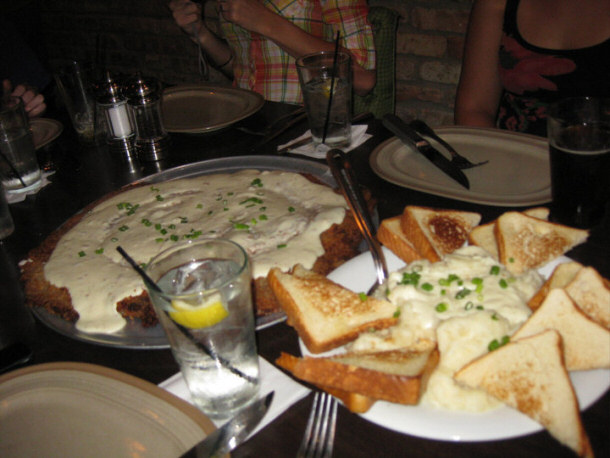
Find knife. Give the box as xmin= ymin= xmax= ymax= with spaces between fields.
xmin=382 ymin=114 xmax=470 ymax=189
xmin=180 ymin=391 xmax=274 ymax=457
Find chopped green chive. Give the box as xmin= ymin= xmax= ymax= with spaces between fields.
xmin=421 ymin=282 xmax=433 ymax=291
xmin=435 ymin=302 xmax=448 ymax=312
xmin=358 ymin=292 xmax=367 ymax=301
xmin=78 ymin=251 xmax=86 ymax=257
xmin=490 ymin=265 xmax=500 ymax=275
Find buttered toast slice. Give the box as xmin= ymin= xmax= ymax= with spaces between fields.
xmin=528 ymin=261 xmax=584 ymax=310
xmin=513 ymin=288 xmax=610 ymax=370
xmin=494 ymin=212 xmax=588 ymax=275
xmin=454 ymin=330 xmax=593 ymax=458
xmin=468 ymin=207 xmax=550 ymax=260
xmin=376 ymin=216 xmax=423 ymax=263
xmin=276 ymin=348 xmax=439 ymax=410
xmin=267 ymin=265 xmax=398 ymax=354
xmin=565 ymin=267 xmax=610 ymax=330
xmin=400 ymin=206 xmax=481 ymax=262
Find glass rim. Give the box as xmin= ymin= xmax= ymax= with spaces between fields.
xmin=144 ymin=238 xmax=249 ymax=300
xmin=295 ymin=50 xmax=351 ymax=69
xmin=548 ymin=96 xmax=610 ymax=120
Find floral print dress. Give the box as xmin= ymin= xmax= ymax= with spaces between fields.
xmin=497 ymin=0 xmax=610 ymax=136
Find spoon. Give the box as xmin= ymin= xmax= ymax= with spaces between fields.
xmin=326 ymin=149 xmax=388 ymax=296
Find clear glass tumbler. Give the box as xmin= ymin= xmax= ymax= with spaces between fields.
xmin=144 ymin=238 xmax=260 ymax=422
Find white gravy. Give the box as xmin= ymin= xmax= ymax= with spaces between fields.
xmin=43 ymin=170 xmax=346 ymax=333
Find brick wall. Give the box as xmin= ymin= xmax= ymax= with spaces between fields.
xmin=36 ymin=0 xmax=474 ymax=127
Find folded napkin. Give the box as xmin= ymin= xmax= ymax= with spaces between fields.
xmin=278 ymin=124 xmax=371 ymax=159
xmin=5 ymin=170 xmax=55 ymax=204
xmin=159 ymin=357 xmax=310 ymax=432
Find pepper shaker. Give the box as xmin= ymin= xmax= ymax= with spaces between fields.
xmin=124 ymin=74 xmax=171 ymax=161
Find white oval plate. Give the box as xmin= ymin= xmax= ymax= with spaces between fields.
xmin=162 ymin=84 xmax=264 ymax=133
xmin=370 ymin=126 xmax=551 ymax=207
xmin=301 ymin=248 xmax=610 ymax=442
xmin=0 ymin=362 xmax=218 ymax=457
xmin=30 ymin=118 xmax=63 ymax=150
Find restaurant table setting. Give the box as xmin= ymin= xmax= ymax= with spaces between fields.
xmin=0 ymin=78 xmax=608 ymax=458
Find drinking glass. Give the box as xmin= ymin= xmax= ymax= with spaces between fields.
xmin=54 ymin=61 xmax=97 ymax=141
xmin=547 ymin=97 xmax=610 ymax=228
xmin=296 ymin=51 xmax=352 ymax=147
xmin=0 ymin=96 xmax=42 ymax=194
xmin=0 ymin=183 xmax=15 ymax=239
xmin=144 ymin=239 xmax=260 ymax=422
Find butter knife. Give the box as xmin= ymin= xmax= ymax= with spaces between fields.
xmin=382 ymin=114 xmax=470 ymax=189
xmin=180 ymin=391 xmax=274 ymax=457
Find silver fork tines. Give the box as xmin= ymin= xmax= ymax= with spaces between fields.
xmin=297 ymin=392 xmax=338 ymax=458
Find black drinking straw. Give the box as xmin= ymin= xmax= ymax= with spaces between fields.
xmin=116 ymin=246 xmax=256 ymax=384
xmin=322 ymin=31 xmax=341 ymax=144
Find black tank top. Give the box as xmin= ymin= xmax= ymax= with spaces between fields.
xmin=497 ymin=0 xmax=610 ymax=136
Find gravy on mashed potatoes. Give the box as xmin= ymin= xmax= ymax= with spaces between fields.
xmin=349 ymin=245 xmax=544 ymax=412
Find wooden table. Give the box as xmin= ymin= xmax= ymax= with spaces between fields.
xmin=1 ymin=100 xmax=608 ymax=457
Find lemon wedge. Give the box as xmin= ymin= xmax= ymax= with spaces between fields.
xmin=169 ymin=294 xmax=228 ymax=329
xmin=321 ymin=79 xmax=333 ymax=98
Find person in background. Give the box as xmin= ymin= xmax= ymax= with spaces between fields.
xmin=454 ymin=0 xmax=610 ymax=137
xmin=168 ymin=0 xmax=376 ymax=104
xmin=0 ymin=9 xmax=50 ymax=118
xmin=2 ymin=79 xmax=46 ymax=118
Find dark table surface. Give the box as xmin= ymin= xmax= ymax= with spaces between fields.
xmin=1 ymin=100 xmax=608 ymax=457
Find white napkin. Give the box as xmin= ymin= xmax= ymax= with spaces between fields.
xmin=5 ymin=170 xmax=55 ymax=204
xmin=278 ymin=124 xmax=371 ymax=159
xmin=159 ymin=357 xmax=310 ymax=432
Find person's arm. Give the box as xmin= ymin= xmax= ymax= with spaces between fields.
xmin=169 ymin=0 xmax=234 ymax=76
xmin=2 ymin=79 xmax=46 ymax=118
xmin=454 ymin=0 xmax=506 ymax=127
xmin=218 ymin=0 xmax=376 ymax=95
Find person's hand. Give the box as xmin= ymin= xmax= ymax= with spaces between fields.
xmin=2 ymin=79 xmax=46 ymax=118
xmin=169 ymin=0 xmax=204 ymax=37
xmin=217 ymin=0 xmax=274 ymax=34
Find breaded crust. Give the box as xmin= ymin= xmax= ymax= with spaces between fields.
xmin=21 ymin=174 xmax=366 ymax=326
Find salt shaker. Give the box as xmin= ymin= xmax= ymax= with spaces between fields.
xmin=94 ymin=72 xmax=135 ymax=155
xmin=124 ymin=74 xmax=171 ymax=161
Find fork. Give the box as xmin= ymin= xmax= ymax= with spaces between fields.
xmin=297 ymin=391 xmax=338 ymax=458
xmin=408 ymin=119 xmax=489 ymax=169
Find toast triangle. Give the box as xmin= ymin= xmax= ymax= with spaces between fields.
xmin=454 ymin=330 xmax=593 ymax=457
xmin=376 ymin=216 xmax=423 ymax=263
xmin=514 ymin=288 xmax=610 ymax=370
xmin=267 ymin=265 xmax=398 ymax=353
xmin=400 ymin=206 xmax=481 ymax=262
xmin=494 ymin=212 xmax=588 ymax=274
xmin=565 ymin=267 xmax=610 ymax=330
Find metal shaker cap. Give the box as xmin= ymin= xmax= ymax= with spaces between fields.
xmin=124 ymin=74 xmax=161 ymax=105
xmin=93 ymin=71 xmax=126 ymax=104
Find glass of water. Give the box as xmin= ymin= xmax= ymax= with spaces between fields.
xmin=144 ymin=238 xmax=260 ymax=422
xmin=296 ymin=51 xmax=353 ymax=148
xmin=0 ymin=97 xmax=42 ymax=194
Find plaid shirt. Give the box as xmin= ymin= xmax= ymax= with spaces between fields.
xmin=219 ymin=0 xmax=376 ymax=103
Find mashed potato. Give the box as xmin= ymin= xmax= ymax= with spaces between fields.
xmin=349 ymin=245 xmax=544 ymax=412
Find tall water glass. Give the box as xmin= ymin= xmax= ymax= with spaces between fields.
xmin=0 ymin=97 xmax=42 ymax=194
xmin=296 ymin=51 xmax=352 ymax=147
xmin=54 ymin=61 xmax=97 ymax=141
xmin=547 ymin=97 xmax=610 ymax=228
xmin=144 ymin=239 xmax=260 ymax=422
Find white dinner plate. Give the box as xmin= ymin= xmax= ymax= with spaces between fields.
xmin=301 ymin=248 xmax=610 ymax=442
xmin=30 ymin=118 xmax=63 ymax=150
xmin=370 ymin=126 xmax=551 ymax=207
xmin=0 ymin=362 xmax=219 ymax=457
xmin=162 ymin=84 xmax=264 ymax=133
